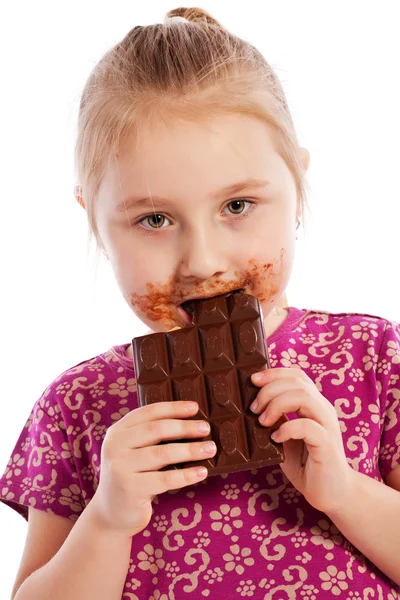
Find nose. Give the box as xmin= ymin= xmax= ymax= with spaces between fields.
xmin=178 ymin=225 xmax=229 ymax=280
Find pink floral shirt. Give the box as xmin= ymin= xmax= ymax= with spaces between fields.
xmin=1 ymin=307 xmax=400 ymax=599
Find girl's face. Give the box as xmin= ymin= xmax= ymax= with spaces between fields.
xmin=94 ymin=113 xmax=309 ymax=332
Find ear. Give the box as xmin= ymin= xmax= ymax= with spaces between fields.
xmin=74 ymin=185 xmax=85 ymax=209
xmin=300 ymin=147 xmax=310 ymax=174
xmin=296 ymin=148 xmax=311 ymax=223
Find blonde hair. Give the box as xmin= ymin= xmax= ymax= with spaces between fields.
xmin=75 ymin=7 xmax=311 ymax=310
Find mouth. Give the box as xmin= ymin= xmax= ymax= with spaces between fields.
xmin=178 ymin=288 xmax=244 ymax=324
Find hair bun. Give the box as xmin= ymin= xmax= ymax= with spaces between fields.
xmin=165 ymin=7 xmax=222 ymax=28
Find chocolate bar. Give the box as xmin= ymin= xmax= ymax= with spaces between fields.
xmin=132 ymin=291 xmax=285 ymax=476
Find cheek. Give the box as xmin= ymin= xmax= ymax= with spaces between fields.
xmin=234 ymin=214 xmax=295 ymax=267
xmin=242 ymin=244 xmax=295 ymax=305
xmin=109 ymin=234 xmax=175 ymax=296
xmin=112 ymin=250 xmax=160 ymax=291
xmin=242 ymin=202 xmax=294 ymax=242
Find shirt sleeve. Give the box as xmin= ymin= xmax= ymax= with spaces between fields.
xmin=0 ymin=382 xmax=86 ymax=522
xmin=377 ymin=319 xmax=400 ymax=480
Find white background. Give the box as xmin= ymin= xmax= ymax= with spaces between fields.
xmin=1 ymin=1 xmax=399 ymax=596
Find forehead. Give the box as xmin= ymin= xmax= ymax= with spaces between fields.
xmin=120 ymin=113 xmax=277 ymax=172
xmin=98 ymin=113 xmax=284 ymax=211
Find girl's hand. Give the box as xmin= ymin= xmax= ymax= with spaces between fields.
xmin=89 ymin=401 xmax=215 ymax=539
xmin=250 ymin=368 xmax=353 ymax=514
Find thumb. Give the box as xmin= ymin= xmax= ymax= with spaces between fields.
xmin=281 ymin=438 xmax=309 ymax=470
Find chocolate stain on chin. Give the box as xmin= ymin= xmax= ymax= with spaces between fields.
xmin=129 ymin=250 xmax=287 ymax=330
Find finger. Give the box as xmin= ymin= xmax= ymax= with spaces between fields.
xmin=250 ymin=378 xmax=307 ymax=413
xmin=258 ymin=389 xmax=336 ymax=431
xmin=251 ymin=367 xmax=306 ymax=387
xmin=133 ymin=439 xmax=217 ymax=472
xmin=118 ymin=418 xmax=211 ymax=449
xmin=137 ymin=464 xmax=209 ymax=496
xmin=272 ymin=418 xmax=329 ymax=464
xmin=115 ymin=401 xmax=199 ymax=429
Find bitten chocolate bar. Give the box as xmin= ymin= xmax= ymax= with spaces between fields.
xmin=131 ymin=290 xmax=285 ymax=476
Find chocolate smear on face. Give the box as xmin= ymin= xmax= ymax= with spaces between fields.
xmin=128 ymin=250 xmax=287 ymax=330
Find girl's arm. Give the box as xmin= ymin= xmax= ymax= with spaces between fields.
xmin=14 ymin=495 xmax=132 ymax=600
xmin=326 ymin=468 xmax=400 ymax=586
xmin=250 ymin=366 xmax=400 ymax=587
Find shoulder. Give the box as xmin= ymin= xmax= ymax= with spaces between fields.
xmin=295 ymin=305 xmax=393 ymax=326
xmin=281 ymin=306 xmax=399 ymax=373
xmin=293 ymin=306 xmax=397 ymax=343
xmin=49 ymin=343 xmax=132 ymax=386
xmin=39 ymin=344 xmax=135 ymax=413
xmin=26 ymin=343 xmax=137 ymax=461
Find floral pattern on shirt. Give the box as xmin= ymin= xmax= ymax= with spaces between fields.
xmin=1 ymin=307 xmax=400 ymax=599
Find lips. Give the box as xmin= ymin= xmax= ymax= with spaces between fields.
xmin=177 ymin=305 xmax=195 ymax=325
xmin=180 ymin=299 xmax=196 ymax=318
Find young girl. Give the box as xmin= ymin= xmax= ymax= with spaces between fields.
xmin=1 ymin=7 xmax=400 ymax=600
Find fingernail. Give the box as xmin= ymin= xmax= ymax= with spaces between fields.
xmin=251 ymin=372 xmax=263 ymax=383
xmin=197 ymin=421 xmax=210 ymax=433
xmin=271 ymin=431 xmax=279 ymax=441
xmin=202 ymin=441 xmax=217 ymax=454
xmin=196 ymin=467 xmax=208 ymax=478
xmin=250 ymin=399 xmax=258 ymax=412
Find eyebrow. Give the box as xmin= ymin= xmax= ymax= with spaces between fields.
xmin=116 ymin=178 xmax=271 ymax=212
